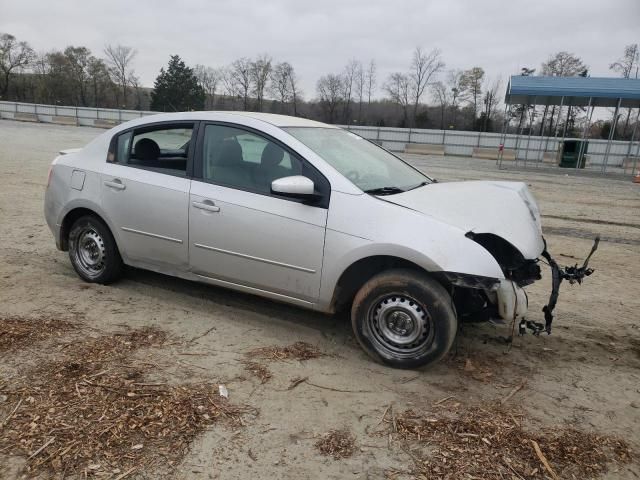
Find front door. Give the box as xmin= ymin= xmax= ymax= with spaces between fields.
xmin=188 ymin=123 xmax=329 ymax=304
xmin=101 ymin=122 xmax=195 ymax=270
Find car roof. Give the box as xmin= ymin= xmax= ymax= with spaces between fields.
xmin=131 ymin=111 xmax=338 ymax=129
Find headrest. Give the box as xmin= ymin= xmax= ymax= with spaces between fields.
xmin=216 ymin=140 xmax=243 ymax=166
xmin=134 ymin=138 xmax=160 ymax=161
xmin=260 ymin=143 xmax=285 ymax=168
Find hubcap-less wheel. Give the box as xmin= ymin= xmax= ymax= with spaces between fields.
xmin=73 ymin=227 xmax=106 ymax=279
xmin=368 ymin=295 xmax=434 ymax=359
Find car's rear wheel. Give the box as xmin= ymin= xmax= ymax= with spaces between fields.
xmin=351 ymin=269 xmax=457 ymax=369
xmin=68 ymin=215 xmax=123 ymax=284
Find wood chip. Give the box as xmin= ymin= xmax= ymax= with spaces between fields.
xmin=531 ymin=439 xmax=559 ymax=480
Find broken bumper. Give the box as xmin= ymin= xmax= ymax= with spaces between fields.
xmin=495 ymin=280 xmax=528 ymax=321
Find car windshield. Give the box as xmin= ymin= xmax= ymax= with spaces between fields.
xmin=283 ymin=127 xmax=430 ymax=194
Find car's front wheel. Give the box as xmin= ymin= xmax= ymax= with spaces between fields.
xmin=351 ymin=269 xmax=457 ymax=369
xmin=68 ymin=215 xmax=123 ymax=284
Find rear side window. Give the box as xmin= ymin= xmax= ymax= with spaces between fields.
xmin=108 ymin=124 xmax=194 ymax=177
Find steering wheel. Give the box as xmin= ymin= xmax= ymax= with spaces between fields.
xmin=345 ymin=170 xmax=361 ymax=183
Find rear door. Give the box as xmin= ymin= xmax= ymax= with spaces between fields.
xmin=101 ymin=122 xmax=196 ymax=270
xmin=188 ymin=123 xmax=330 ymax=304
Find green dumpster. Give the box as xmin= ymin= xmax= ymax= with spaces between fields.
xmin=559 ymin=140 xmax=588 ymax=168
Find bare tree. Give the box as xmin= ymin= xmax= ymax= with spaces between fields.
xmin=481 ymin=77 xmax=501 ymax=132
xmin=250 ymin=54 xmax=272 ymax=112
xmin=104 ymin=44 xmax=136 ymax=108
xmin=129 ymin=74 xmax=144 ymax=110
xmin=541 ymin=52 xmax=588 ymax=135
xmin=459 ymin=67 xmax=485 ymax=129
xmin=384 ymin=72 xmax=410 ymax=126
xmin=447 ymin=70 xmax=463 ymax=129
xmin=194 ymin=64 xmax=220 ymax=109
xmin=409 ymin=47 xmax=444 ymax=126
xmin=269 ymin=62 xmax=298 ymax=114
xmin=31 ymin=51 xmax=52 ymax=102
xmin=542 ymin=51 xmax=588 ymax=77
xmin=342 ymin=59 xmax=359 ymax=123
xmin=354 ymin=61 xmax=365 ymax=123
xmin=64 ymin=46 xmax=91 ymax=106
xmin=610 ymin=44 xmax=639 ymax=137
xmin=288 ymin=65 xmax=301 ymax=116
xmin=365 ymin=60 xmax=377 ymax=105
xmin=229 ymin=57 xmax=252 ymax=110
xmin=431 ymin=81 xmax=450 ymax=129
xmin=87 ymin=56 xmax=110 ymax=107
xmin=610 ymin=43 xmax=639 ymax=79
xmin=317 ymin=74 xmax=343 ymax=123
xmin=0 ymin=33 xmax=35 ymax=98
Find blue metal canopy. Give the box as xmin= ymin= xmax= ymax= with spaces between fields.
xmin=505 ymin=76 xmax=640 ymax=108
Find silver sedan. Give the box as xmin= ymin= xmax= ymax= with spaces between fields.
xmin=45 ymin=111 xmax=553 ymax=368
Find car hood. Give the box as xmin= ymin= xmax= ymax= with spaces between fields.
xmin=380 ymin=181 xmax=545 ymax=259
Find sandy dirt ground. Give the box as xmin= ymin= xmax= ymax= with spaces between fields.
xmin=1 ymin=120 xmax=639 ymax=479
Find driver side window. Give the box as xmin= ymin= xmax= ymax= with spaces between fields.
xmin=201 ymin=124 xmax=302 ymax=194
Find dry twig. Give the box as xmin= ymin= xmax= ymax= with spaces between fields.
xmin=531 ymin=439 xmax=559 ymax=480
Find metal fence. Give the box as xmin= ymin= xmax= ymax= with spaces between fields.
xmin=0 ymin=100 xmax=153 ymax=125
xmin=342 ymin=125 xmax=640 ymax=175
xmin=2 ymin=100 xmax=639 ymax=175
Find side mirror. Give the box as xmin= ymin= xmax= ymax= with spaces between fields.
xmin=271 ymin=175 xmax=316 ymax=198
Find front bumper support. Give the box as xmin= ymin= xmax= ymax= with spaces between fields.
xmin=539 ymin=236 xmax=599 ymax=334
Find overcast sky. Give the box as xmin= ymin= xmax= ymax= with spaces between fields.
xmin=1 ymin=0 xmax=639 ymax=100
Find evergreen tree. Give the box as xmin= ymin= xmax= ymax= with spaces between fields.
xmin=150 ymin=55 xmax=205 ymax=111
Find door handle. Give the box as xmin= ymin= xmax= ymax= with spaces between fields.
xmin=104 ymin=179 xmax=126 ymax=190
xmin=192 ymin=200 xmax=220 ymax=213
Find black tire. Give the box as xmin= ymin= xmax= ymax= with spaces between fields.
xmin=351 ymin=269 xmax=457 ymax=369
xmin=68 ymin=215 xmax=123 ymax=284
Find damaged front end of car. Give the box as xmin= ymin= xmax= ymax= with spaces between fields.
xmin=440 ymin=232 xmax=599 ymax=337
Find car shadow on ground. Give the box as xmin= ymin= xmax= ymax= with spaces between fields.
xmin=111 ymin=265 xmax=353 ymax=339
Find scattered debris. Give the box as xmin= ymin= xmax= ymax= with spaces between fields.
xmin=0 ymin=315 xmax=77 ymax=352
xmin=315 ymin=429 xmax=356 ymax=459
xmin=243 ymin=361 xmax=273 ymax=384
xmin=384 ymin=406 xmax=632 ymax=479
xmin=247 ymin=341 xmax=325 ymax=361
xmin=0 ymin=326 xmax=253 ymax=477
xmin=500 ymin=380 xmax=527 ymax=405
xmin=459 ymin=357 xmax=495 ymax=382
xmin=433 ymin=395 xmax=456 ymax=406
xmin=287 ymin=376 xmax=309 ymax=390
xmin=219 ymin=384 xmax=229 ymax=398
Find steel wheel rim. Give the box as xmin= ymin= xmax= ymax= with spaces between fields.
xmin=367 ymin=294 xmax=434 ymax=359
xmin=73 ymin=227 xmax=106 ymax=278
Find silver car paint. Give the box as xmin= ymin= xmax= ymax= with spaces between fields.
xmin=101 ymin=163 xmax=190 ymax=269
xmin=44 ymin=111 xmax=543 ymax=317
xmin=189 ymin=180 xmax=326 ymax=303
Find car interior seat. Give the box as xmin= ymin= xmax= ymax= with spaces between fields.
xmin=132 ymin=138 xmax=160 ymax=166
xmin=209 ymin=139 xmax=252 ymax=188
xmin=254 ymin=143 xmax=292 ymax=192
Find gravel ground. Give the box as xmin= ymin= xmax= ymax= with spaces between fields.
xmin=1 ymin=120 xmax=639 ymax=479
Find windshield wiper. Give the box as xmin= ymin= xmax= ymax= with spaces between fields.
xmin=407 ymin=181 xmax=429 ymax=191
xmin=364 ymin=186 xmax=405 ymax=196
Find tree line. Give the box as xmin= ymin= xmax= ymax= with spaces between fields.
xmin=1 ymin=32 xmax=637 ymax=137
